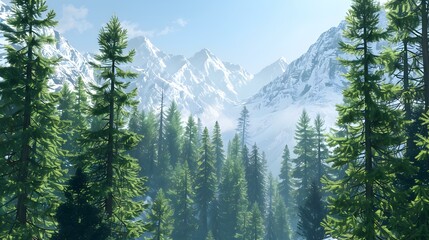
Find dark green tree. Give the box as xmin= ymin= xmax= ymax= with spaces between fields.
xmin=155 ymin=90 xmax=170 ymax=190
xmin=147 ymin=190 xmax=174 ymax=240
xmin=278 ymin=145 xmax=293 ymax=213
xmin=181 ymin=115 xmax=198 ymax=174
xmin=0 ymin=0 xmax=64 ymax=237
xmin=169 ymin=163 xmax=196 ymax=240
xmin=53 ymin=169 xmax=109 ymax=240
xmin=247 ymin=144 xmax=266 ymax=214
xmin=195 ymin=127 xmax=216 ymax=239
xmin=324 ymin=1 xmax=405 ymax=239
xmin=314 ymin=114 xmax=329 ymax=185
xmin=297 ymin=182 xmax=326 ymax=240
xmin=273 ymin=190 xmax=291 ymax=240
xmin=165 ymin=101 xmax=183 ymax=167
xmin=266 ymin=174 xmax=276 ymax=240
xmin=293 ymin=110 xmax=317 ymax=205
xmin=246 ymin=203 xmax=264 ymax=240
xmin=212 ymin=121 xmax=225 ymax=183
xmin=82 ymin=16 xmax=146 ymax=238
xmin=218 ymin=157 xmax=249 ymax=240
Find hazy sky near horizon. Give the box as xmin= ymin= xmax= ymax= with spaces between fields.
xmin=29 ymin=0 xmax=387 ymax=73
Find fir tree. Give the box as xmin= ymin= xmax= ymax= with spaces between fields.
xmin=0 ymin=0 xmax=64 ymax=237
xmin=297 ymin=182 xmax=326 ymax=240
xmin=278 ymin=145 xmax=293 ymax=213
xmin=169 ymin=163 xmax=196 ymax=240
xmin=218 ymin=157 xmax=248 ymax=240
xmin=237 ymin=106 xmax=250 ymax=148
xmin=147 ymin=190 xmax=174 ymax=240
xmin=82 ymin=16 xmax=146 ymax=238
xmin=293 ymin=110 xmax=317 ymax=205
xmin=165 ymin=101 xmax=183 ymax=167
xmin=247 ymin=144 xmax=266 ymax=214
xmin=195 ymin=127 xmax=216 ymax=239
xmin=212 ymin=121 xmax=225 ymax=183
xmin=273 ymin=191 xmax=291 ymax=240
xmin=246 ymin=203 xmax=264 ymax=240
xmin=266 ymin=174 xmax=276 ymax=240
xmin=53 ymin=169 xmax=109 ymax=240
xmin=155 ymin=90 xmax=170 ymax=190
xmin=228 ymin=134 xmax=241 ymax=161
xmin=324 ymin=1 xmax=405 ymax=238
xmin=314 ymin=114 xmax=329 ymax=185
xmin=181 ymin=116 xmax=199 ymax=174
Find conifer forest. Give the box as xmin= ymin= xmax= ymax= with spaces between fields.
xmin=1 ymin=0 xmax=429 ymax=239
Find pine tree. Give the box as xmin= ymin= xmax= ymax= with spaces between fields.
xmin=129 ymin=110 xmax=158 ymax=180
xmin=218 ymin=157 xmax=249 ymax=240
xmin=0 ymin=0 xmax=65 ymax=237
xmin=273 ymin=190 xmax=291 ymax=240
xmin=58 ymin=83 xmax=78 ymax=170
xmin=169 ymin=163 xmax=196 ymax=240
xmin=155 ymin=90 xmax=170 ymax=190
xmin=53 ymin=169 xmax=110 ymax=240
xmin=247 ymin=144 xmax=266 ymax=214
xmin=212 ymin=121 xmax=225 ymax=183
xmin=228 ymin=134 xmax=241 ymax=161
xmin=314 ymin=114 xmax=329 ymax=185
xmin=165 ymin=101 xmax=183 ymax=167
xmin=278 ymin=145 xmax=293 ymax=213
xmin=266 ymin=174 xmax=276 ymax=240
xmin=147 ymin=190 xmax=174 ymax=240
xmin=81 ymin=16 xmax=146 ymax=238
xmin=237 ymin=106 xmax=250 ymax=148
xmin=246 ymin=203 xmax=264 ymax=240
xmin=181 ymin=116 xmax=199 ymax=174
xmin=297 ymin=182 xmax=326 ymax=240
xmin=195 ymin=127 xmax=216 ymax=239
xmin=324 ymin=1 xmax=405 ymax=238
xmin=293 ymin=110 xmax=317 ymax=205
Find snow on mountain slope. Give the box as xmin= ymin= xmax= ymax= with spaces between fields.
xmin=240 ymin=57 xmax=288 ymax=99
xmin=124 ymin=37 xmax=254 ymax=131
xmin=0 ymin=1 xmax=95 ymax=90
xmin=247 ymin=12 xmax=388 ymax=175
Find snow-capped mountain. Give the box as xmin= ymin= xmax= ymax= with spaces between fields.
xmin=246 ymin=12 xmax=388 ymax=174
xmin=245 ymin=21 xmax=349 ymax=174
xmin=241 ymin=57 xmax=288 ymax=99
xmin=0 ymin=0 xmax=95 ymax=90
xmin=124 ymin=36 xmax=255 ymax=128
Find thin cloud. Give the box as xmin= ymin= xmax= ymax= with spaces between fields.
xmin=122 ymin=18 xmax=188 ymax=38
xmin=57 ymin=4 xmax=93 ymax=34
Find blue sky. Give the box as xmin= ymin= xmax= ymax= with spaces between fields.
xmin=39 ymin=0 xmax=358 ymax=73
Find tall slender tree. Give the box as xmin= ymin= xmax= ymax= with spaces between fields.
xmin=0 ymin=0 xmax=64 ymax=237
xmin=324 ymin=1 xmax=405 ymax=239
xmin=212 ymin=121 xmax=225 ymax=183
xmin=297 ymin=182 xmax=326 ymax=240
xmin=314 ymin=114 xmax=329 ymax=185
xmin=181 ymin=116 xmax=199 ymax=174
xmin=237 ymin=106 xmax=250 ymax=148
xmin=169 ymin=163 xmax=196 ymax=240
xmin=293 ymin=110 xmax=316 ymax=205
xmin=82 ymin=16 xmax=146 ymax=238
xmin=195 ymin=127 xmax=216 ymax=239
xmin=278 ymin=145 xmax=293 ymax=212
xmin=247 ymin=144 xmax=267 ymax=214
xmin=218 ymin=157 xmax=249 ymax=240
xmin=165 ymin=101 xmax=183 ymax=167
